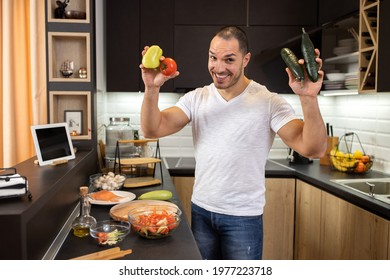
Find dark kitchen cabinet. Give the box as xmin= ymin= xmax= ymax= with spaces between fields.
xmin=175 ymin=0 xmax=246 ymax=25
xmin=173 ymin=26 xmax=216 ymax=91
xmin=140 ymin=0 xmax=175 ymax=92
xmin=318 ymin=0 xmax=359 ymax=25
xmin=248 ymin=0 xmax=318 ymax=26
xmin=106 ymin=0 xmax=140 ymax=92
xmin=106 ymin=0 xmax=175 ymax=92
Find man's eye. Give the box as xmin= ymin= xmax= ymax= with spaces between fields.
xmin=226 ymin=58 xmax=234 ymax=63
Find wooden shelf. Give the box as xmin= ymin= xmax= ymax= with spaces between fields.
xmin=358 ymin=0 xmax=379 ymax=92
xmin=123 ymin=177 xmax=161 ymax=188
xmin=47 ymin=0 xmax=90 ymax=23
xmin=49 ymin=91 xmax=92 ymax=140
xmin=116 ymin=157 xmax=161 ymax=165
xmin=48 ymin=32 xmax=91 ymax=82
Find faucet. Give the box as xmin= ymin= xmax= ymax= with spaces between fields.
xmin=366 ymin=182 xmax=375 ymax=197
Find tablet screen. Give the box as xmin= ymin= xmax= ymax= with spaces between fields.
xmin=31 ymin=123 xmax=76 ymax=166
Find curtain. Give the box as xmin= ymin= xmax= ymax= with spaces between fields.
xmin=0 ymin=0 xmax=47 ymax=167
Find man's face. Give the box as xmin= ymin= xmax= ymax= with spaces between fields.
xmin=208 ymin=36 xmax=249 ymax=90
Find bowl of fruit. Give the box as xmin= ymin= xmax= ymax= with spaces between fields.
xmin=329 ymin=133 xmax=373 ymax=174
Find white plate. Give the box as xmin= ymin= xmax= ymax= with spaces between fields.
xmin=88 ymin=191 xmax=136 ymax=205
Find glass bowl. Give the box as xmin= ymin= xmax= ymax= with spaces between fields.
xmin=128 ymin=205 xmax=181 ymax=239
xmin=89 ymin=172 xmax=126 ymax=191
xmin=90 ymin=220 xmax=130 ymax=246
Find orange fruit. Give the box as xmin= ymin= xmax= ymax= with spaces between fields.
xmin=355 ymin=162 xmax=365 ymax=173
xmin=361 ymin=155 xmax=370 ymax=163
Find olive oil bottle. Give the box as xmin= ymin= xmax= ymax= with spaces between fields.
xmin=72 ymin=186 xmax=96 ymax=237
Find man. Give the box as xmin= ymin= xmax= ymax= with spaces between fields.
xmin=139 ymin=26 xmax=327 ymax=260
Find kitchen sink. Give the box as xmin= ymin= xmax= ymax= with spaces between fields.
xmin=332 ymin=178 xmax=390 ymax=204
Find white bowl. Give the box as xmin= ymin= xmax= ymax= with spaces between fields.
xmin=326 ymin=73 xmax=346 ymax=81
xmin=333 ymin=46 xmax=353 ymax=56
xmin=338 ymin=38 xmax=356 ymax=47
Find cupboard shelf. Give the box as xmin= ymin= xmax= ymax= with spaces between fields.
xmin=49 ymin=91 xmax=92 ymax=140
xmin=48 ymin=32 xmax=91 ymax=82
xmin=47 ymin=0 xmax=90 ymax=23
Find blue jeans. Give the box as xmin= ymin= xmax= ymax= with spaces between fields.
xmin=191 ymin=202 xmax=263 ymax=260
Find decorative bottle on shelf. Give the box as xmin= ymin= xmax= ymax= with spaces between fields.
xmin=72 ymin=186 xmax=96 ymax=237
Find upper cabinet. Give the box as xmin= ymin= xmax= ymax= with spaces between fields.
xmin=105 ymin=0 xmax=140 ymax=92
xmin=105 ymin=0 xmax=174 ymax=92
xmin=318 ymin=0 xmax=359 ymax=25
xmin=248 ymin=0 xmax=317 ymax=26
xmin=175 ymin=0 xmax=246 ymax=25
xmin=105 ymin=0 xmax=390 ymax=94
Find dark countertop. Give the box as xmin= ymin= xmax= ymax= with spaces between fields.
xmin=164 ymin=157 xmax=390 ymax=221
xmin=0 ymin=150 xmax=99 ymax=259
xmin=54 ymin=162 xmax=202 ymax=260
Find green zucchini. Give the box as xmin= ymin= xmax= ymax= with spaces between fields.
xmin=301 ymin=28 xmax=318 ymax=82
xmin=280 ymin=48 xmax=305 ymax=82
xmin=138 ymin=190 xmax=173 ymax=201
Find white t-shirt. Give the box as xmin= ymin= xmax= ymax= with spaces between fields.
xmin=175 ymin=80 xmax=298 ymax=216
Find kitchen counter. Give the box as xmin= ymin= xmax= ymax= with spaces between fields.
xmin=165 ymin=157 xmax=390 ymax=221
xmin=0 ymin=150 xmax=99 ymax=260
xmin=54 ymin=162 xmax=202 ymax=260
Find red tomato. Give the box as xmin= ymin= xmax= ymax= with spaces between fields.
xmin=159 ymin=58 xmax=177 ymax=76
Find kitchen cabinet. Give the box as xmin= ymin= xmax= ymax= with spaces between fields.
xmin=173 ymin=26 xmax=216 ymax=91
xmin=248 ymin=0 xmax=317 ymax=26
xmin=172 ymin=176 xmax=194 ymax=224
xmin=105 ymin=0 xmax=175 ymax=92
xmin=294 ymin=180 xmax=322 ymax=259
xmin=45 ymin=0 xmax=96 ymax=149
xmin=295 ymin=180 xmax=390 ymax=260
xmin=318 ymin=0 xmax=359 ymax=25
xmin=105 ymin=0 xmax=140 ymax=92
xmin=175 ymin=0 xmax=246 ymax=25
xmin=320 ymin=188 xmax=389 ymax=259
xmin=262 ymin=178 xmax=295 ymax=260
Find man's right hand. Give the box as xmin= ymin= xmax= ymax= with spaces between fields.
xmin=139 ymin=46 xmax=180 ymax=90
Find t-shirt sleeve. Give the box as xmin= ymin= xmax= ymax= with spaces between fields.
xmin=269 ymin=94 xmax=299 ymax=133
xmin=174 ymin=90 xmax=197 ymax=121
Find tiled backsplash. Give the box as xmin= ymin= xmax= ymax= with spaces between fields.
xmin=97 ymin=91 xmax=390 ymax=174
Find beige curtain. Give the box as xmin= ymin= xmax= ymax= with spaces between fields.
xmin=0 ymin=0 xmax=47 ymax=167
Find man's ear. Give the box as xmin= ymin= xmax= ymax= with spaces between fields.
xmin=243 ymin=52 xmax=251 ymax=67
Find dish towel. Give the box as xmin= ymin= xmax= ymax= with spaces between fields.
xmin=0 ymin=174 xmax=28 ymax=198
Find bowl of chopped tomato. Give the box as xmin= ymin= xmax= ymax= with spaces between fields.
xmin=128 ymin=205 xmax=181 ymax=239
xmin=90 ymin=220 xmax=130 ymax=246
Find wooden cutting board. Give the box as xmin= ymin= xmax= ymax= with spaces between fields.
xmin=123 ymin=177 xmax=161 ymax=188
xmin=116 ymin=157 xmax=161 ymax=165
xmin=110 ymin=200 xmax=178 ymax=222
